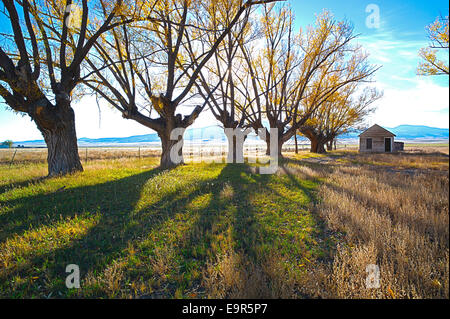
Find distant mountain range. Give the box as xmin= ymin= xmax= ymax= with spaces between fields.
xmin=15 ymin=126 xmax=230 ymax=147
xmin=387 ymin=125 xmax=449 ymax=140
xmin=341 ymin=125 xmax=449 ymax=141
xmin=13 ymin=124 xmax=449 ymax=147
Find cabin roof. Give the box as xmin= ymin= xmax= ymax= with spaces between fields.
xmin=359 ymin=124 xmax=396 ymax=137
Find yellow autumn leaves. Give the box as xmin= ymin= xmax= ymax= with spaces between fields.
xmin=417 ymin=16 xmax=449 ymax=76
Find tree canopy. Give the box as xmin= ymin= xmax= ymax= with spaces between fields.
xmin=417 ymin=15 xmax=449 ymax=76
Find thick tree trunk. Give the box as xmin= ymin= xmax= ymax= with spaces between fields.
xmin=327 ymin=139 xmax=333 ymax=152
xmin=264 ymin=137 xmax=283 ymax=156
xmin=43 ymin=126 xmax=83 ymax=176
xmin=265 ymin=133 xmax=284 ymax=157
xmin=226 ymin=134 xmax=239 ymax=163
xmin=160 ymin=132 xmax=184 ymax=169
xmin=34 ymin=103 xmax=83 ymax=176
xmin=310 ymin=136 xmax=327 ymax=154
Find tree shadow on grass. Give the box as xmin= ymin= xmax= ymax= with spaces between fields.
xmin=164 ymin=164 xmax=275 ymax=298
xmin=172 ymin=164 xmax=330 ymax=298
xmin=0 ymin=163 xmax=330 ymax=298
xmin=0 ymin=176 xmax=49 ymax=196
xmin=0 ymin=164 xmax=225 ymax=297
xmin=136 ymin=164 xmax=260 ymax=298
xmin=0 ymin=168 xmax=162 ymax=243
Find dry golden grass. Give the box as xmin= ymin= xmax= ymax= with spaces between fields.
xmin=203 ymin=250 xmax=297 ymax=299
xmin=405 ymin=145 xmax=449 ymax=155
xmin=287 ymin=149 xmax=449 ymax=299
xmin=0 ymin=144 xmax=448 ymax=299
xmin=0 ymin=147 xmax=161 ymax=165
xmin=339 ymin=150 xmax=449 ymax=170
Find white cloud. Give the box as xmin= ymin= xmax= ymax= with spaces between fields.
xmin=357 ymin=32 xmax=427 ymax=68
xmin=368 ymin=78 xmax=449 ymax=129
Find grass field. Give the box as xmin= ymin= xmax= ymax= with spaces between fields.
xmin=0 ymin=146 xmax=448 ymax=298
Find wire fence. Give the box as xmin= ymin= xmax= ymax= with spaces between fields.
xmin=0 ymin=147 xmax=159 ymax=166
xmin=1 ymin=143 xmax=362 ymax=167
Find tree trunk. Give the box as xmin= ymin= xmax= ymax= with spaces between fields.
xmin=34 ymin=104 xmax=83 ymax=176
xmin=264 ymin=136 xmax=283 ymax=156
xmin=310 ymin=136 xmax=327 ymax=154
xmin=277 ymin=138 xmax=284 ymax=157
xmin=264 ymin=131 xmax=284 ymax=157
xmin=226 ymin=134 xmax=240 ymax=163
xmin=327 ymin=139 xmax=333 ymax=152
xmin=160 ymin=132 xmax=184 ymax=169
xmin=294 ymin=132 xmax=299 ymax=154
xmin=265 ymin=136 xmax=271 ymax=156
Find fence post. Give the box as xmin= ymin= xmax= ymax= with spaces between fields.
xmin=138 ymin=147 xmax=141 ymax=159
xmin=9 ymin=149 xmax=18 ymax=167
xmin=85 ymin=148 xmax=88 ymax=163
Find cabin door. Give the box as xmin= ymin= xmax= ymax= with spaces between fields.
xmin=385 ymin=138 xmax=391 ymax=152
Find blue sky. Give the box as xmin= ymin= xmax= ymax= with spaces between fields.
xmin=0 ymin=0 xmax=449 ymax=141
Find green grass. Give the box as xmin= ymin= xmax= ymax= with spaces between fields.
xmin=0 ymin=158 xmax=331 ymax=298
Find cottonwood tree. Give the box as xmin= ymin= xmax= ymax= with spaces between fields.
xmin=189 ymin=0 xmax=258 ymax=163
xmin=0 ymin=0 xmax=133 ymax=176
xmin=240 ymin=9 xmax=379 ymax=157
xmin=84 ymin=0 xmax=279 ymax=168
xmin=236 ymin=3 xmax=296 ymax=156
xmin=417 ymin=15 xmax=449 ymax=76
xmin=300 ymin=85 xmax=381 ymax=153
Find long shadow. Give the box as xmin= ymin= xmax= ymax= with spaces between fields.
xmin=170 ymin=164 xmax=272 ymax=298
xmin=0 ymin=164 xmax=226 ymax=298
xmin=0 ymin=176 xmax=48 ymax=196
xmin=174 ymin=163 xmax=329 ymax=298
xmin=143 ymin=164 xmax=259 ymax=298
xmin=279 ymin=165 xmax=318 ymax=200
xmin=0 ymin=168 xmax=162 ymax=243
xmin=188 ymin=164 xmax=272 ymax=255
xmin=1 ymin=162 xmax=331 ymax=298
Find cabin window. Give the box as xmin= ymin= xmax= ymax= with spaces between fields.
xmin=366 ymin=138 xmax=372 ymax=150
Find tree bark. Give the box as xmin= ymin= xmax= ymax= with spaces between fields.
xmin=327 ymin=139 xmax=333 ymax=152
xmin=160 ymin=132 xmax=184 ymax=169
xmin=265 ymin=135 xmax=271 ymax=156
xmin=265 ymin=132 xmax=284 ymax=157
xmin=310 ymin=136 xmax=327 ymax=154
xmin=226 ymin=134 xmax=239 ymax=163
xmin=294 ymin=132 xmax=299 ymax=154
xmin=33 ymin=103 xmax=83 ymax=176
xmin=277 ymin=138 xmax=284 ymax=157
xmin=265 ymin=139 xmax=284 ymax=156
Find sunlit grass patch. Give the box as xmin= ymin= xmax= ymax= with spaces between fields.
xmin=1 ymin=149 xmax=446 ymax=299
xmin=0 ymin=158 xmax=326 ymax=298
xmin=0 ymin=214 xmax=100 ymax=273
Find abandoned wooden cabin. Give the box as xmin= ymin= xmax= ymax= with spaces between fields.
xmin=359 ymin=124 xmax=404 ymax=153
